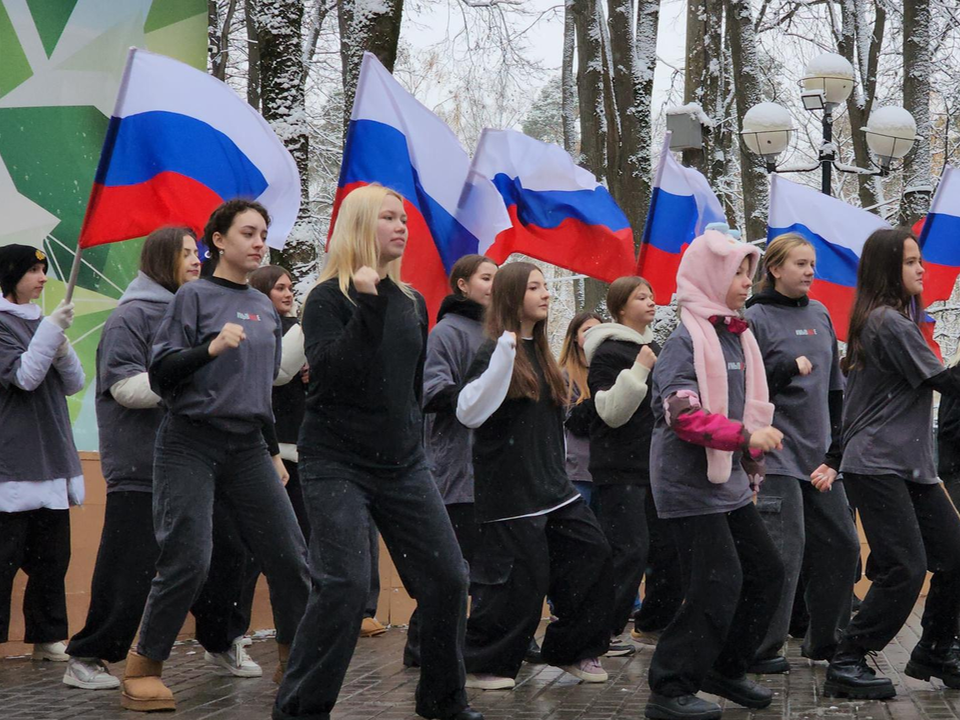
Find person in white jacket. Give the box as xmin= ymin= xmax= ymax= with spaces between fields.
xmin=0 ymin=244 xmax=84 ymax=663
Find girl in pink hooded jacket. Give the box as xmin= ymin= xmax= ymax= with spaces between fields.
xmin=644 ymin=229 xmax=785 ymax=720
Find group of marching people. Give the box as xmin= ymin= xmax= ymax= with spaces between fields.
xmin=3 ymin=180 xmax=960 ymax=720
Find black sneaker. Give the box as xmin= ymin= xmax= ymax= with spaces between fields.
xmin=905 ymin=639 xmax=960 ymax=689
xmin=700 ymin=671 xmax=773 ymax=709
xmin=823 ymin=650 xmax=895 ymax=700
xmin=746 ymin=655 xmax=789 ymax=674
xmin=644 ymin=693 xmax=721 ymax=720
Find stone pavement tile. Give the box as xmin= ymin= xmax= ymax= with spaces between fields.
xmin=4 ymin=609 xmax=960 ymax=719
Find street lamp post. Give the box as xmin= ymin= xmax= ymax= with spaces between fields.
xmin=740 ymin=52 xmax=920 ymax=197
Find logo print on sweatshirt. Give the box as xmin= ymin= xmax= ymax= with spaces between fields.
xmin=795 ymin=329 xmax=818 ymax=336
xmin=236 ymin=312 xmax=262 ymax=322
xmin=727 ymin=361 xmax=744 ymax=371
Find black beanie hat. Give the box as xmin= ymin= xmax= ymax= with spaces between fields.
xmin=0 ymin=244 xmax=49 ymax=299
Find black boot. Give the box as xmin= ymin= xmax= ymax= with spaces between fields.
xmin=905 ymin=639 xmax=960 ymax=689
xmin=823 ymin=644 xmax=895 ymax=700
xmin=700 ymin=671 xmax=773 ymax=709
xmin=644 ymin=693 xmax=721 ymax=720
xmin=440 ymin=708 xmax=484 ymax=720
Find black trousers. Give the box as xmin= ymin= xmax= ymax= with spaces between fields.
xmin=634 ymin=487 xmax=683 ymax=632
xmin=274 ymin=457 xmax=469 ymax=720
xmin=841 ymin=474 xmax=960 ymax=649
xmin=66 ymin=491 xmax=249 ymax=661
xmin=648 ymin=503 xmax=784 ymax=697
xmin=404 ymin=502 xmax=480 ymax=667
xmin=593 ymin=483 xmax=649 ymax=636
xmin=0 ymin=508 xmax=70 ymax=644
xmin=464 ymin=499 xmax=613 ymax=678
xmin=138 ymin=416 xmax=309 ymax=661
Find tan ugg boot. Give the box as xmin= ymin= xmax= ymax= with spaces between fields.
xmin=121 ymin=651 xmax=175 ymax=712
xmin=273 ymin=643 xmax=291 ymax=685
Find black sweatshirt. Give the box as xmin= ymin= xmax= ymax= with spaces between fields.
xmin=274 ymin=316 xmax=307 ymax=445
xmin=585 ymin=327 xmax=660 ymax=484
xmin=464 ymin=338 xmax=578 ymax=523
xmin=298 ymin=277 xmax=428 ymax=470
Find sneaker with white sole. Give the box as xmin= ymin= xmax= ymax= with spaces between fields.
xmin=62 ymin=657 xmax=121 ymax=690
xmin=560 ymin=657 xmax=608 ymax=683
xmin=465 ymin=673 xmax=516 ymax=690
xmin=605 ymin=635 xmax=636 ymax=657
xmin=204 ymin=639 xmax=263 ymax=678
xmin=33 ymin=641 xmax=69 ymax=662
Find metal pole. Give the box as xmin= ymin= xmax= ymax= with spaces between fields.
xmin=821 ymin=110 xmax=833 ymax=197
xmin=63 ymin=246 xmax=83 ymax=304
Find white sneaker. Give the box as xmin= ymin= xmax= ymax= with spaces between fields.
xmin=239 ymin=636 xmax=253 ymax=647
xmin=32 ymin=641 xmax=69 ymax=662
xmin=465 ymin=673 xmax=516 ymax=690
xmin=204 ymin=639 xmax=263 ymax=678
xmin=62 ymin=657 xmax=120 ymax=690
xmin=560 ymin=657 xmax=608 ymax=683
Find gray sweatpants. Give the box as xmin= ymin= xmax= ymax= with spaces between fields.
xmin=755 ymin=474 xmax=860 ymax=660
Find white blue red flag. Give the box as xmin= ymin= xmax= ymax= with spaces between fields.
xmin=458 ymin=129 xmax=635 ymax=282
xmin=636 ymin=134 xmax=726 ymax=300
xmin=917 ymin=165 xmax=960 ymax=303
xmin=332 ymin=53 xmax=509 ymax=320
xmin=79 ymin=48 xmax=300 ymax=253
xmin=767 ymin=175 xmax=890 ymax=341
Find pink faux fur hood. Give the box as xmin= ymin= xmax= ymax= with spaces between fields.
xmin=675 ymin=230 xmax=774 ymax=483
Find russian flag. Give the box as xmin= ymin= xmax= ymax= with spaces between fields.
xmin=917 ymin=165 xmax=960 ymax=303
xmin=79 ymin=49 xmax=300 ymax=253
xmin=332 ymin=53 xmax=510 ymax=321
xmin=768 ymin=175 xmax=890 ymax=341
xmin=457 ymin=129 xmax=635 ymax=282
xmin=637 ymin=134 xmax=726 ymax=300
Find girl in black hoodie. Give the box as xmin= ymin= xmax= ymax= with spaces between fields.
xmin=458 ymin=261 xmax=613 ymax=690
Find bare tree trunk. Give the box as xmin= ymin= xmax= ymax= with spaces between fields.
xmin=726 ymin=0 xmax=769 ymax=243
xmin=257 ymin=1 xmax=315 ymax=286
xmin=682 ymin=0 xmax=722 ymax=176
xmin=209 ymin=0 xmax=237 ymax=80
xmin=900 ymin=0 xmax=932 ymax=224
xmin=571 ymin=0 xmax=607 ymax=179
xmin=838 ymin=0 xmax=883 ymax=208
xmin=208 ymin=0 xmax=220 ymax=74
xmin=338 ymin=0 xmax=404 ymax=136
xmin=607 ymin=0 xmax=658 ymax=253
xmin=561 ymin=0 xmax=578 ymax=156
xmin=304 ymin=0 xmax=333 ymax=66
xmin=245 ymin=0 xmax=260 ymax=110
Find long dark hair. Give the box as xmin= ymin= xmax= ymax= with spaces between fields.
xmin=558 ymin=311 xmax=603 ymax=404
xmin=485 ymin=262 xmax=566 ymax=403
xmin=250 ymin=264 xmax=291 ymax=299
xmin=843 ymin=227 xmax=924 ymax=373
xmin=140 ymin=226 xmax=196 ymax=293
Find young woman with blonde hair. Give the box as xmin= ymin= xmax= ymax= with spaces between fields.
xmin=274 ymin=185 xmax=479 ymax=720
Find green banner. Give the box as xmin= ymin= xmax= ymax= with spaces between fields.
xmin=0 ymin=0 xmax=207 ymax=450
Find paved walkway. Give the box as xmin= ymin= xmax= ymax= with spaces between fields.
xmin=2 ymin=612 xmax=959 ymax=720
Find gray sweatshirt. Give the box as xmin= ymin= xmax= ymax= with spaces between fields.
xmin=96 ymin=272 xmax=172 ymax=492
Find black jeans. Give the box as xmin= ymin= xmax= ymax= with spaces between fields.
xmin=648 ymin=503 xmax=784 ymax=697
xmin=841 ymin=474 xmax=960 ymax=649
xmin=634 ymin=487 xmax=683 ymax=632
xmin=274 ymin=456 xmax=469 ymax=720
xmin=0 ymin=509 xmax=70 ymax=644
xmin=404 ymin=502 xmax=480 ymax=667
xmin=464 ymin=499 xmax=613 ymax=678
xmin=137 ymin=415 xmax=309 ymax=661
xmin=755 ymin=475 xmax=860 ymax=660
xmin=593 ymin=484 xmax=649 ymax=636
xmin=67 ymin=491 xmax=249 ymax=661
